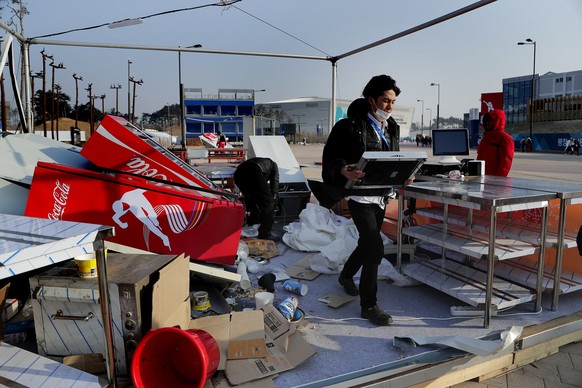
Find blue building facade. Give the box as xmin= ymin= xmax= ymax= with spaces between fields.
xmin=184 ymin=88 xmax=255 ymax=140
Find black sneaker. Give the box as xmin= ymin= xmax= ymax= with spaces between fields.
xmin=361 ymin=305 xmax=393 ymax=326
xmin=338 ymin=276 xmax=359 ymax=296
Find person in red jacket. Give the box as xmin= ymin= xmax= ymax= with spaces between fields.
xmin=476 ymin=110 xmax=514 ymax=176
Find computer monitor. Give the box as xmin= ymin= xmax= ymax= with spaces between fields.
xmin=431 ymin=128 xmax=470 ymax=164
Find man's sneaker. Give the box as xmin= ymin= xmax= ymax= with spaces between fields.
xmin=361 ymin=305 xmax=393 ymax=326
xmin=338 ymin=277 xmax=359 ymax=296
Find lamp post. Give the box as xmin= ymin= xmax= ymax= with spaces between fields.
xmin=178 ymin=44 xmax=202 ymax=148
xmin=293 ymin=113 xmax=305 ymax=136
xmin=127 ymin=59 xmax=132 ymax=121
xmin=40 ymin=49 xmax=53 ymax=137
xmin=129 ymin=77 xmax=143 ymax=125
xmin=49 ymin=61 xmax=65 ymax=139
xmin=110 ymin=84 xmax=121 ymax=115
xmin=251 ymin=89 xmax=266 ymax=102
xmin=518 ymin=38 xmax=536 ymax=142
xmin=416 ymin=99 xmax=424 ymax=135
xmin=73 ymin=74 xmax=83 ymax=130
xmin=426 ymin=108 xmax=432 ymax=131
xmin=99 ymin=94 xmax=106 ymax=117
xmin=30 ymin=71 xmax=44 ymax=127
xmin=430 ymin=83 xmax=440 ymax=130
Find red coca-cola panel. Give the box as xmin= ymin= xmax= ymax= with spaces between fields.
xmin=81 ymin=115 xmax=217 ymax=192
xmin=25 ymin=162 xmax=244 ymax=265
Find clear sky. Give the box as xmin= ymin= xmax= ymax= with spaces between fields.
xmin=4 ymin=0 xmax=582 ymax=127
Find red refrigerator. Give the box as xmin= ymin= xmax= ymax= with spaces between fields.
xmin=25 ymin=162 xmax=244 ymax=265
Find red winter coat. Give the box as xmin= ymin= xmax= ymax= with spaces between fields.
xmin=476 ymin=110 xmax=514 ymax=177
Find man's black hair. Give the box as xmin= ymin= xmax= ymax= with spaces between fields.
xmin=362 ymin=75 xmax=401 ymax=99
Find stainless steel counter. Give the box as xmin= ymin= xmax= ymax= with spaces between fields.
xmin=397 ymin=178 xmax=555 ymax=327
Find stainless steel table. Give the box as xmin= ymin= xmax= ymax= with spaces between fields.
xmin=472 ymin=176 xmax=582 ymax=311
xmin=397 ymin=179 xmax=555 ymax=327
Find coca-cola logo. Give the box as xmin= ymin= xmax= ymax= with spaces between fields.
xmin=48 ymin=180 xmax=70 ymax=220
xmin=126 ymin=157 xmax=168 ymax=181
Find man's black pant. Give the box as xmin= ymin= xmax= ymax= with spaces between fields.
xmin=340 ymin=200 xmax=385 ymax=309
xmin=233 ymin=163 xmax=274 ymax=238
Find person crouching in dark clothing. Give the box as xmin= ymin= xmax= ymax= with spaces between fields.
xmin=234 ymin=157 xmax=279 ymax=240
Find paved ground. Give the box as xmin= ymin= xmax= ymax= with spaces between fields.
xmin=287 ymin=142 xmax=582 ymax=387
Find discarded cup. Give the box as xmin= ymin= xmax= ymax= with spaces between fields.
xmin=277 ymin=296 xmax=298 ymax=321
xmin=283 ymin=280 xmax=308 ymax=296
xmin=75 ymin=253 xmax=97 ymax=278
xmin=258 ymin=273 xmax=276 ymax=292
xmin=192 ymin=291 xmax=211 ymax=311
xmin=254 ymin=292 xmax=274 ymax=309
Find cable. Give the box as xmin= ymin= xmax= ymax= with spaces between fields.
xmin=30 ymin=0 xmax=242 ymax=40
xmin=305 ymin=307 xmax=544 ymax=323
xmin=305 ymin=315 xmax=473 ymax=323
xmin=231 ymin=5 xmax=331 ymax=57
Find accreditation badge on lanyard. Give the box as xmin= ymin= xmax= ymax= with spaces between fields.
xmin=368 ymin=117 xmax=389 ymax=148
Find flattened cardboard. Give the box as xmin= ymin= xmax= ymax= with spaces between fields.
xmin=318 ymin=293 xmax=357 ymax=308
xmin=285 ymin=254 xmax=320 ymax=280
xmin=189 ymin=310 xmax=267 ymax=369
xmin=152 ymin=254 xmax=191 ymax=329
xmin=189 ymin=314 xmax=231 ymax=370
xmin=227 ymin=311 xmax=267 ymax=360
xmin=245 ymin=239 xmax=279 ymax=259
xmin=224 ymin=304 xmax=315 ymax=385
xmin=224 ymin=332 xmax=315 ymax=385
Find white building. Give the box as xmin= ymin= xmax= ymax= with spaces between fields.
xmin=259 ymin=97 xmax=414 ymax=138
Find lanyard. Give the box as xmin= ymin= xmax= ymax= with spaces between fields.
xmin=367 ymin=117 xmax=389 ymax=148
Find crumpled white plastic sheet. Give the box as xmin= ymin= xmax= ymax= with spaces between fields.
xmin=282 ymin=204 xmax=416 ymax=286
xmin=395 ymin=326 xmax=523 ymax=357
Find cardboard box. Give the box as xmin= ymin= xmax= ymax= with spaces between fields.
xmin=245 ymin=239 xmax=279 ymax=259
xmin=189 ymin=310 xmax=267 ymax=370
xmin=152 ymin=254 xmax=191 ymax=330
xmin=224 ymin=305 xmax=316 ymax=385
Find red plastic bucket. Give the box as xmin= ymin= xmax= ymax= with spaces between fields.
xmin=131 ymin=327 xmax=220 ymax=388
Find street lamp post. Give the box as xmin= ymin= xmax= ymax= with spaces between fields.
xmin=49 ymin=61 xmax=65 ymax=139
xmin=127 ymin=59 xmax=132 ymax=121
xmin=426 ymin=108 xmax=432 ymax=131
xmin=110 ymin=84 xmax=121 ymax=116
xmin=417 ymin=99 xmax=424 ymax=135
xmin=178 ymin=44 xmax=202 ymax=148
xmin=99 ymin=94 xmax=106 ymax=117
xmin=251 ymin=89 xmax=266 ymax=102
xmin=73 ymin=74 xmax=83 ymax=130
xmin=41 ymin=49 xmax=53 ymax=137
xmin=30 ymin=71 xmax=44 ymax=127
xmin=129 ymin=77 xmax=143 ymax=125
xmin=430 ymin=83 xmax=440 ymax=130
xmin=293 ymin=114 xmax=305 ymax=134
xmin=518 ymin=38 xmax=536 ymax=142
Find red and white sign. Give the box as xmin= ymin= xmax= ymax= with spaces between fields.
xmin=25 ymin=162 xmax=244 ymax=265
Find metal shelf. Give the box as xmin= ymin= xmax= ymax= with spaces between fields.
xmin=402 ymin=223 xmax=539 ymax=261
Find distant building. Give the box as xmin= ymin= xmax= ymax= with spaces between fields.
xmin=502 ymin=69 xmax=582 ymax=124
xmin=183 ymin=88 xmax=254 ymax=140
xmin=183 ymin=89 xmax=415 ymax=140
xmin=259 ymin=97 xmax=414 ymax=138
